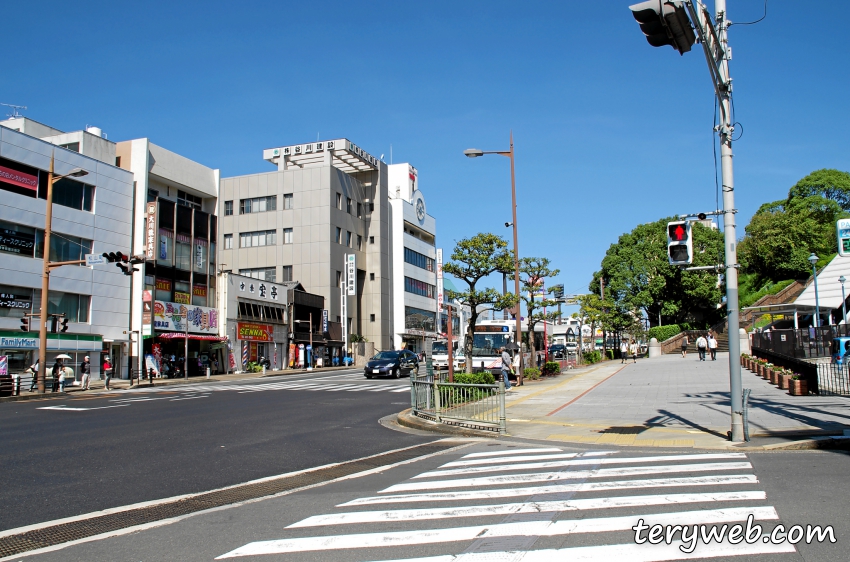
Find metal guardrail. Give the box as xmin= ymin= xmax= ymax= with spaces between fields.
xmin=751 ymin=326 xmax=849 ymax=359
xmin=410 ymin=363 xmax=506 ymax=433
xmin=816 ymin=363 xmax=850 ymax=396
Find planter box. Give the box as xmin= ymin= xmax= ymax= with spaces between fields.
xmin=789 ymin=379 xmax=809 ymax=396
xmin=778 ymin=374 xmax=792 ymax=390
xmin=769 ymin=370 xmax=779 ymax=385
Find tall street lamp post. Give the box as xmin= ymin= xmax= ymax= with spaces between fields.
xmin=465 ymin=132 xmax=522 ymax=370
xmin=809 ymin=253 xmax=820 ymax=328
xmin=839 ymin=276 xmax=847 ymax=332
xmin=37 ymin=152 xmax=89 ymax=393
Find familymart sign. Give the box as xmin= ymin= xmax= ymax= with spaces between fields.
xmin=0 ymin=336 xmax=37 ymax=349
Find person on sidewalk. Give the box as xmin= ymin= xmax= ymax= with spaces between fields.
xmin=620 ymin=340 xmax=629 ymax=364
xmin=680 ymin=335 xmax=689 ymax=358
xmin=58 ymin=368 xmax=66 ymax=392
xmin=696 ymin=334 xmax=708 ymax=361
xmin=29 ymin=359 xmax=39 ymax=392
xmin=500 ymin=347 xmax=513 ymax=391
xmin=629 ymin=340 xmax=638 ymax=363
xmin=708 ymin=332 xmax=718 ymax=361
xmin=103 ymin=356 xmax=113 ymax=390
xmin=80 ymin=356 xmax=91 ymax=390
xmin=512 ymin=351 xmax=522 ymax=386
xmin=51 ymin=358 xmax=63 ymax=392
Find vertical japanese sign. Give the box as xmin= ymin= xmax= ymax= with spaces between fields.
xmin=322 ymin=309 xmax=328 ymax=333
xmin=145 ymin=202 xmax=157 ymax=260
xmin=436 ymin=248 xmax=444 ymax=310
xmin=346 ymin=253 xmax=356 ymax=296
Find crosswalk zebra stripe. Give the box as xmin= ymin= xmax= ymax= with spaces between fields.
xmin=390 ymin=387 xmax=413 ymax=392
xmin=442 ymin=451 xmax=615 ymax=467
xmin=415 ymin=453 xmax=748 ymax=478
xmin=348 ymin=538 xmax=797 ymax=562
xmin=219 ymin=506 xmax=779 ymax=557
xmin=461 ymin=447 xmax=565 ymax=458
xmin=340 ymin=474 xmax=760 ymax=506
xmin=287 ymin=491 xmax=766 ymax=528
xmin=381 ymin=462 xmax=754 ymax=493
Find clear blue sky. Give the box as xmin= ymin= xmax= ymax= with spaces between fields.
xmin=8 ymin=1 xmax=849 ymax=315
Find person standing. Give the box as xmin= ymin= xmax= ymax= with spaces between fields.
xmin=629 ymin=340 xmax=639 ymax=363
xmin=500 ymin=347 xmax=513 ymax=391
xmin=51 ymin=358 xmax=63 ymax=392
xmin=29 ymin=358 xmax=39 ymax=392
xmin=80 ymin=356 xmax=91 ymax=390
xmin=620 ymin=339 xmax=629 ymax=364
xmin=696 ymin=334 xmax=708 ymax=361
xmin=680 ymin=335 xmax=689 ymax=359
xmin=103 ymin=356 xmax=113 ymax=390
xmin=708 ymin=332 xmax=718 ymax=361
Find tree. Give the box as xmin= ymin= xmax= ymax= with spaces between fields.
xmin=519 ymin=257 xmax=560 ymax=363
xmin=443 ymin=233 xmax=517 ymax=373
xmin=787 ymin=169 xmax=850 ymax=210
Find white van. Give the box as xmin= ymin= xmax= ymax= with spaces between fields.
xmin=431 ymin=340 xmax=466 ymax=371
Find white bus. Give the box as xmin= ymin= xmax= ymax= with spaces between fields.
xmin=470 ymin=319 xmax=548 ymax=373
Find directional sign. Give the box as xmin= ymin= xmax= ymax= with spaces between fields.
xmin=85 ymin=253 xmax=106 ymax=266
xmin=837 ymin=219 xmax=850 ymax=257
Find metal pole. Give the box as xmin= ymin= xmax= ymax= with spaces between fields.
xmin=37 ymin=153 xmax=57 ymax=394
xmin=184 ymin=306 xmax=189 ymax=379
xmin=812 ymin=263 xmax=820 ymax=328
xmin=446 ymin=304 xmax=454 ymax=383
xmin=840 ymin=278 xmax=847 ymax=331
xmin=308 ymin=311 xmax=313 ymax=370
xmin=508 ymin=132 xmax=522 ymax=372
xmin=716 ymin=0 xmax=743 ymax=442
xmin=502 ymin=273 xmax=508 ymax=320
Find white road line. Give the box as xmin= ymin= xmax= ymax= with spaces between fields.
xmin=36 ymin=404 xmax=130 ymax=411
xmin=346 ymin=538 xmax=797 ymax=562
xmin=462 ymin=447 xmax=564 ymax=458
xmin=390 ymin=387 xmax=414 ymax=392
xmin=287 ymin=491 xmax=766 ymax=528
xmin=442 ymin=452 xmax=617 ymax=467
xmin=170 ymin=395 xmax=210 ymax=401
xmin=340 ymin=474 xmax=760 ymax=506
xmin=219 ymin=506 xmax=779 ymax=557
xmin=381 ymin=462 xmax=754 ymax=493
xmin=414 ymin=453 xmax=748 ymax=479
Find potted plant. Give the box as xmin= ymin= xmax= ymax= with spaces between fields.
xmin=763 ymin=362 xmax=773 ymax=380
xmin=769 ymin=366 xmax=780 ymax=385
xmin=788 ymin=374 xmax=808 ymax=396
xmin=778 ymin=369 xmax=793 ymax=390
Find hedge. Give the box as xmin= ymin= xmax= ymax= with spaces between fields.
xmin=647 ymin=324 xmax=683 ymax=342
xmin=583 ymin=350 xmax=603 ymax=364
xmin=452 ymin=371 xmax=495 ymax=385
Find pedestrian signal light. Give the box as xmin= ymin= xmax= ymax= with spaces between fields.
xmin=20 ymin=317 xmax=29 ymax=332
xmin=60 ymin=318 xmax=69 ymax=333
xmin=667 ymin=220 xmax=693 ymax=265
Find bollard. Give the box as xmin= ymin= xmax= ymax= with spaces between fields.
xmin=206 ymin=367 xmax=210 ymax=379
xmin=12 ymin=374 xmax=20 ymax=396
xmin=262 ymin=365 xmax=266 ymax=374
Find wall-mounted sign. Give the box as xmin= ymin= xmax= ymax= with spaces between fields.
xmin=192 ymin=285 xmax=207 ymax=298
xmin=237 ymin=279 xmax=280 ymax=301
xmin=145 ymin=202 xmax=158 ymax=260
xmin=155 ymin=278 xmax=172 ymax=293
xmin=322 ymin=310 xmax=328 ymax=333
xmin=174 ymin=292 xmax=191 ymax=304
xmin=237 ymin=322 xmax=274 ymax=342
xmin=346 ymin=254 xmax=356 ymax=296
xmin=0 ymin=228 xmax=35 ymax=256
xmin=0 ymin=165 xmax=38 ymax=192
xmin=0 ymin=292 xmax=31 ymax=310
xmin=153 ymin=301 xmax=219 ymax=334
xmin=0 ymin=336 xmax=37 ymax=349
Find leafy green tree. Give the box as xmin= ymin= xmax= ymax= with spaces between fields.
xmin=443 ymin=233 xmax=517 ymax=373
xmin=787 ymin=169 xmax=850 ymax=210
xmin=519 ymin=257 xmax=561 ymax=362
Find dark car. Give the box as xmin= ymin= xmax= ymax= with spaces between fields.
xmin=364 ymin=350 xmax=419 ymax=379
xmin=549 ymin=344 xmax=566 ymax=359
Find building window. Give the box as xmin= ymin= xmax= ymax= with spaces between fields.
xmin=283 ymin=194 xmax=293 ymax=209
xmin=224 ymin=234 xmax=232 ymax=249
xmin=41 ymin=177 xmax=95 ymax=212
xmin=405 ymin=306 xmax=435 ymax=332
xmin=115 ymin=156 xmax=122 ymax=167
xmin=239 ymin=267 xmax=276 ymax=282
xmin=335 ymin=270 xmax=342 ymax=287
xmin=369 ymin=272 xmax=375 ymax=281
xmin=405 ymin=276 xmax=436 ymax=298
xmin=346 ymin=231 xmax=352 ymax=247
xmin=282 ymin=265 xmax=293 ymax=282
xmin=240 ymin=229 xmax=277 ymax=248
xmin=34 ymin=230 xmax=92 ymax=264
xmin=283 ymin=228 xmax=293 ymax=244
xmin=357 ymin=235 xmax=362 ymax=250
xmin=224 ymin=201 xmax=233 ymax=216
xmin=346 ymin=197 xmax=352 ymax=214
xmin=335 ymin=227 xmax=342 ymax=244
xmin=46 ymin=291 xmax=90 ymax=323
xmin=239 ymin=195 xmax=276 ymax=214
xmin=357 ymin=203 xmax=362 ymax=218
xmin=369 ymin=236 xmax=375 ymax=244
xmin=177 ymin=190 xmax=202 ymax=210
xmin=404 ymin=247 xmax=435 ymax=271
xmin=370 ymin=314 xmax=375 ymax=322
xmin=336 ymin=193 xmax=342 ymax=210
xmin=59 ymin=142 xmax=80 ymax=152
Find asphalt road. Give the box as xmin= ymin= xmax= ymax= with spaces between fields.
xmin=0 ymin=369 xmax=431 ymax=531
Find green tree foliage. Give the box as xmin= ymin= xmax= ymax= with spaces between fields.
xmin=738 ymin=195 xmax=846 ymax=280
xmin=787 ymin=169 xmax=850 ymax=210
xmin=519 ymin=257 xmax=561 ymax=362
xmin=443 ymin=233 xmax=517 ymax=373
xmin=592 ymin=218 xmax=724 ymax=327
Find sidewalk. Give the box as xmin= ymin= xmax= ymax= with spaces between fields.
xmin=401 ymin=353 xmax=850 ymax=450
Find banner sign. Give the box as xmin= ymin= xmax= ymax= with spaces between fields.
xmin=237 ymin=322 xmax=274 ymax=342
xmin=0 ymin=228 xmax=35 ymax=256
xmin=192 ymin=285 xmax=207 ymax=298
xmin=346 ymin=254 xmax=356 ymax=296
xmin=0 ymin=355 xmax=7 ymax=376
xmin=0 ymin=292 xmax=31 ymax=310
xmin=436 ymin=248 xmax=444 ymax=310
xmin=155 ymin=278 xmax=172 ymax=293
xmin=145 ymin=202 xmax=158 ymax=260
xmin=322 ymin=310 xmax=328 ymax=333
xmin=153 ymin=301 xmax=219 ymax=334
xmin=0 ymin=165 xmax=38 ymax=192
xmin=174 ymin=292 xmax=191 ymax=304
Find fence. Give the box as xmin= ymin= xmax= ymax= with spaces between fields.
xmin=410 ymin=368 xmax=506 ymax=433
xmin=752 ymin=326 xmax=850 ymax=359
xmin=816 ymin=363 xmax=850 ymax=396
xmin=751 ymin=347 xmax=820 ymax=395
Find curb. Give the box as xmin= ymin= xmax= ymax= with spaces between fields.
xmin=396 ymin=409 xmax=500 ymax=439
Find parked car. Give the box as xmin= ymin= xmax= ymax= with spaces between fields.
xmin=364 ymin=350 xmax=419 ymax=379
xmin=564 ymin=342 xmax=578 ymax=354
xmin=549 ymin=344 xmax=566 ymax=359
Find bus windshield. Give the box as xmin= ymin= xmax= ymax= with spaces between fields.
xmin=472 ymin=333 xmax=512 ymax=357
xmin=432 ymin=342 xmax=448 ymax=354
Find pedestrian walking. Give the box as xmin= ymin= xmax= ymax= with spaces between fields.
xmin=29 ymin=358 xmax=39 ymax=392
xmin=708 ymin=332 xmax=718 ymax=361
xmin=629 ymin=340 xmax=638 ymax=363
xmin=620 ymin=339 xmax=629 ymax=364
xmin=80 ymin=356 xmax=91 ymax=390
xmin=51 ymin=358 xmax=63 ymax=392
xmin=500 ymin=347 xmax=513 ymax=391
xmin=103 ymin=356 xmax=113 ymax=390
xmin=512 ymin=352 xmax=522 ymax=386
xmin=696 ymin=334 xmax=708 ymax=361
xmin=680 ymin=335 xmax=689 ymax=358
xmin=58 ymin=368 xmax=66 ymax=392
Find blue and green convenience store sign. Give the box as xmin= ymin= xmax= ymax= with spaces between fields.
xmin=0 ymin=331 xmax=103 ymax=352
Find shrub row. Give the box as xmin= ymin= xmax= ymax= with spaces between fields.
xmin=647 ymin=324 xmax=684 ymax=342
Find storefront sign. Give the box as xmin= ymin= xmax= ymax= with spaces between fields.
xmin=0 ymin=355 xmax=7 ymax=376
xmin=155 ymin=279 xmax=172 ymax=293
xmin=237 ymin=322 xmax=273 ymax=342
xmin=346 ymin=254 xmax=356 ymax=296
xmin=195 ymin=240 xmax=206 ymax=270
xmin=0 ymin=228 xmax=35 ymax=256
xmin=0 ymin=165 xmax=38 ymax=192
xmin=145 ymin=202 xmax=158 ymax=260
xmin=153 ymin=301 xmax=219 ymax=334
xmin=238 ymin=278 xmax=280 ymax=301
xmin=436 ymin=248 xmax=443 ymax=310
xmin=174 ymin=292 xmax=191 ymax=304
xmin=192 ymin=285 xmax=207 ymax=298
xmin=0 ymin=292 xmax=31 ymax=310
xmin=322 ymin=310 xmax=328 ymax=333
xmin=142 ymin=300 xmax=152 ymax=327
xmin=0 ymin=336 xmax=37 ymax=348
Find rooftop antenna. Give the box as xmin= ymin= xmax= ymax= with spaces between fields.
xmin=1 ymin=103 xmax=27 ymax=119
xmin=390 ymin=144 xmax=393 ymax=164
xmin=317 ymin=132 xmax=320 ymax=142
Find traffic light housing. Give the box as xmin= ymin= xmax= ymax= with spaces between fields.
xmin=50 ymin=316 xmax=59 ymax=334
xmin=20 ymin=316 xmax=29 ymax=332
xmin=117 ymin=254 xmax=141 ymax=275
xmin=102 ymin=252 xmax=124 ymax=263
xmin=667 ymin=220 xmax=693 ymax=265
xmin=630 ymin=0 xmax=696 ymax=55
xmin=60 ymin=317 xmax=69 ymax=333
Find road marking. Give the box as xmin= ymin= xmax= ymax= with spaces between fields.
xmin=461 ymin=447 xmax=565 ymax=458
xmin=218 ymin=506 xmax=779 ymax=557
xmin=287 ymin=491 xmax=766 ymax=527
xmin=340 ymin=474 xmax=760 ymax=506
xmin=441 ymin=451 xmax=613 ymax=467
xmin=381 ymin=462 xmax=754 ymax=493
xmin=36 ymin=404 xmax=130 ymax=411
xmin=414 ymin=452 xmax=747 ymax=478
xmin=169 ymin=395 xmax=210 ymax=401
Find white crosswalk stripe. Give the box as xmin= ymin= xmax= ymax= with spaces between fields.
xmin=120 ymin=377 xmax=408 ymax=397
xmin=217 ymin=447 xmax=793 ymax=561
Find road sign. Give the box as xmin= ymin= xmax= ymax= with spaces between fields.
xmin=837 ymin=219 xmax=850 ymax=257
xmin=85 ymin=253 xmax=106 ymax=266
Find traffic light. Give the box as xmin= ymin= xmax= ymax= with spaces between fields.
xmin=60 ymin=317 xmax=69 ymax=333
xmin=667 ymin=220 xmax=693 ymax=265
xmin=20 ymin=316 xmax=29 ymax=332
xmin=50 ymin=316 xmax=59 ymax=334
xmin=102 ymin=252 xmax=124 ymax=263
xmin=630 ymin=0 xmax=696 ymax=55
xmin=117 ymin=254 xmax=142 ymax=275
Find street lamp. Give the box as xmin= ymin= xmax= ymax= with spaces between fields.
xmin=36 ymin=153 xmax=89 ymax=393
xmin=808 ymin=253 xmax=820 ymax=329
xmin=294 ymin=313 xmax=313 ymax=370
xmin=840 ymin=276 xmax=847 ymax=333
xmin=464 ymin=132 xmax=522 ymax=370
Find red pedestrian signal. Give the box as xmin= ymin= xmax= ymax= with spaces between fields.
xmin=667 ymin=220 xmax=693 ymax=265
xmin=668 ymin=223 xmax=688 ymax=242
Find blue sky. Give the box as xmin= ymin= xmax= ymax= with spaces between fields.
xmin=8 ymin=1 xmax=849 ymax=315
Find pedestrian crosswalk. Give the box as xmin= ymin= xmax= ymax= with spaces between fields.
xmin=217 ymin=446 xmax=796 ymax=561
xmin=123 ymin=376 xmax=411 ymax=397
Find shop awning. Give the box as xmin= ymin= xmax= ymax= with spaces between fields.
xmin=156 ymin=333 xmax=227 ymax=341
